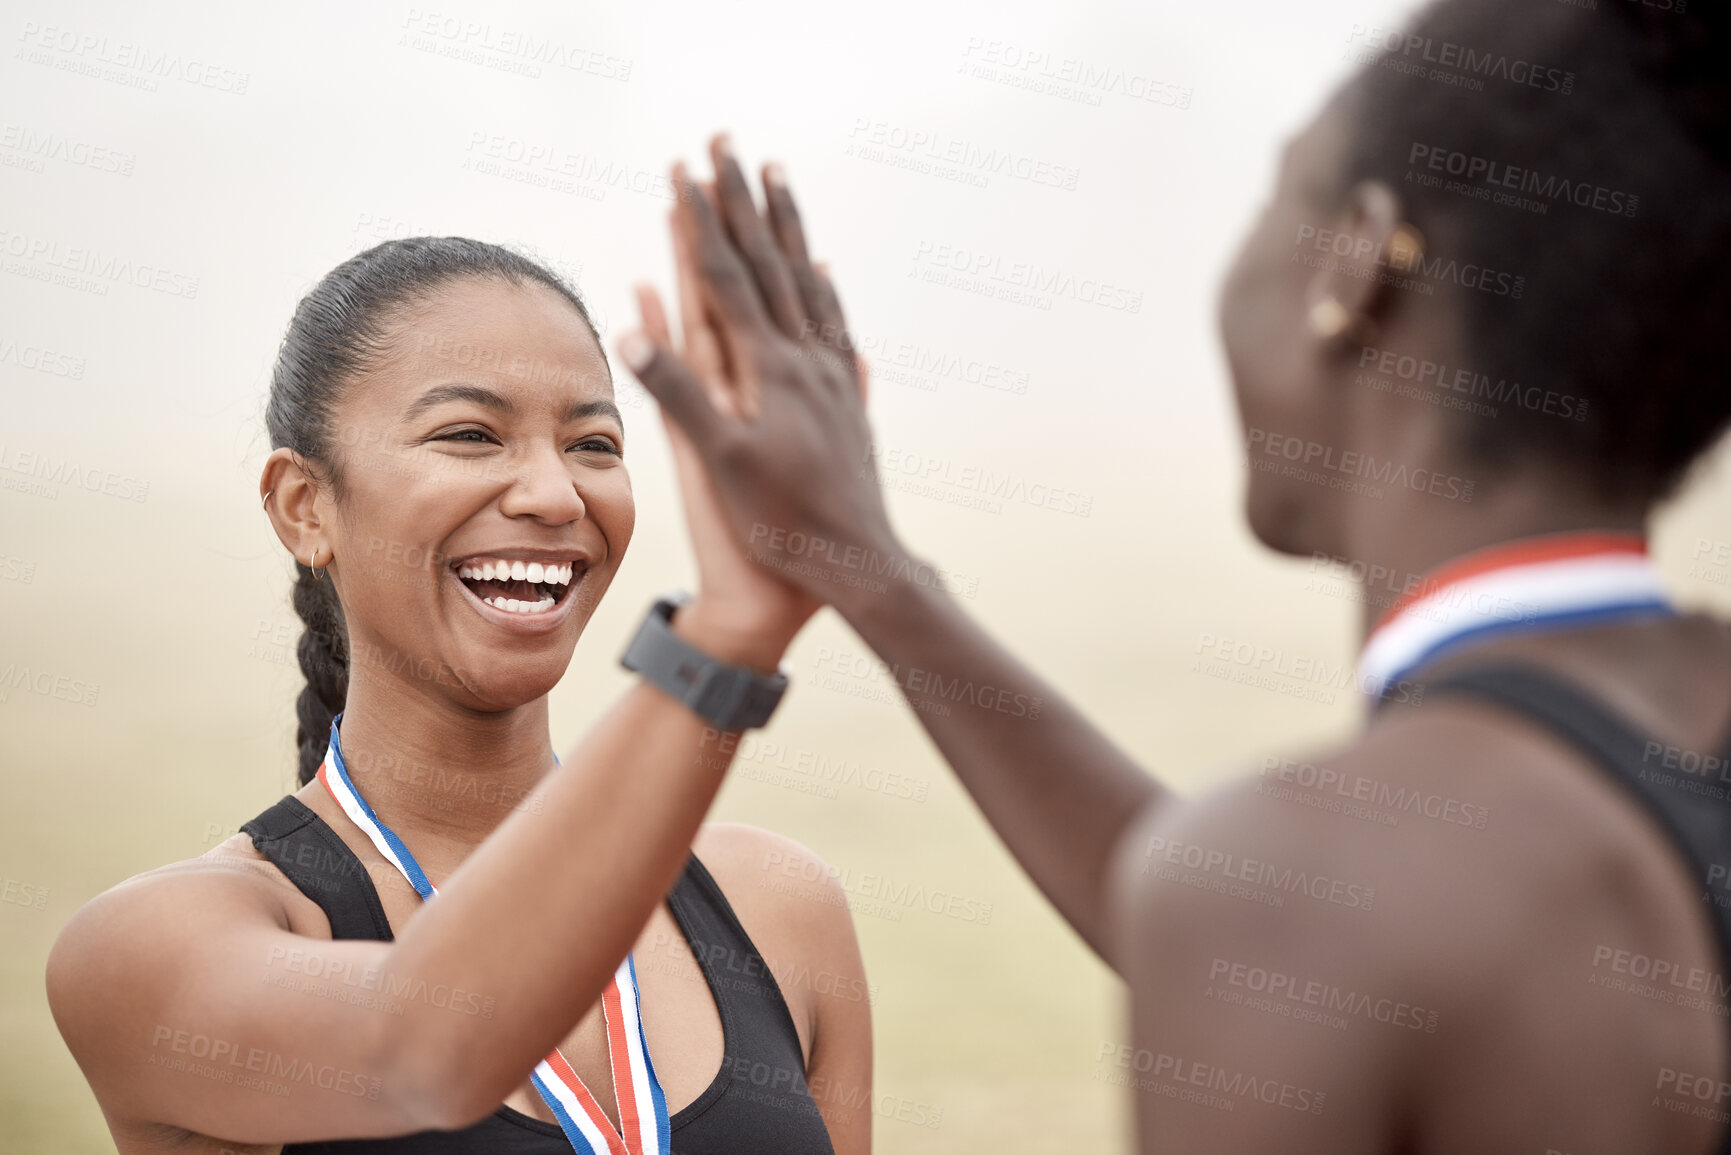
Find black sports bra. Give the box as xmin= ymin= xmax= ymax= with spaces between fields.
xmin=1412 ymin=664 xmax=1731 ymax=1155
xmin=241 ymin=796 xmax=836 ymax=1154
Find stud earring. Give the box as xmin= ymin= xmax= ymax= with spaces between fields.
xmin=1307 ymin=294 xmax=1381 ymax=347
xmin=1387 ymin=222 xmax=1426 ymax=273
xmin=1308 ymin=296 xmax=1355 ymax=341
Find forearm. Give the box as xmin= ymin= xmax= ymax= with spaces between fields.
xmin=378 ymin=604 xmax=776 ymax=1122
xmin=837 ymin=563 xmax=1165 ymax=963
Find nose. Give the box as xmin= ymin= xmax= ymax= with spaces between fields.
xmin=497 ymin=446 xmax=587 ymax=525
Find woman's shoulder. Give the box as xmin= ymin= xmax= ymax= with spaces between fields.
xmin=50 ymin=825 xmax=325 ymax=987
xmin=45 ymin=835 xmax=316 ymax=1056
xmin=688 ymin=823 xmax=866 ymax=1052
xmin=693 ymin=820 xmax=831 ymax=877
xmin=690 ymin=822 xmax=858 ymax=952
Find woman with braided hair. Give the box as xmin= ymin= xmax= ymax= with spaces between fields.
xmin=45 ymin=237 xmax=872 ymax=1153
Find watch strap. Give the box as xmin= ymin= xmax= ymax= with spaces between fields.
xmin=620 ymin=594 xmax=789 ymax=730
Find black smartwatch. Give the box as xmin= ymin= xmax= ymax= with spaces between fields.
xmin=620 ymin=593 xmax=789 ymax=730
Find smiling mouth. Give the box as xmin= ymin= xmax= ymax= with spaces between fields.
xmin=453 ymin=558 xmax=584 ymax=616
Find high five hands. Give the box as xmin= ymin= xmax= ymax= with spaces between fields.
xmin=622 ymin=136 xmax=1158 ymax=962
xmin=619 ymin=135 xmax=908 ymax=623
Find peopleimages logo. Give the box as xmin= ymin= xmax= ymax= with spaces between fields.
xmin=1408 ymin=143 xmax=1638 ymax=218
xmin=957 ymin=37 xmax=1194 ymax=110
xmin=846 ymin=119 xmax=1081 ymax=191
xmin=1345 ymin=24 xmax=1575 ymax=95
xmin=1356 ymin=345 xmax=1589 ymax=423
xmin=0 ymin=228 xmax=200 ymax=299
xmin=15 ymin=22 xmax=252 ymax=94
xmin=1245 ymin=428 xmax=1475 ymax=504
xmin=1292 ymin=224 xmax=1524 ymax=299
xmin=910 ymin=240 xmax=1144 ymax=314
xmin=398 ymin=9 xmax=632 ymax=81
xmin=0 ymin=442 xmax=149 ymax=503
xmin=0 ymin=123 xmax=136 ymax=175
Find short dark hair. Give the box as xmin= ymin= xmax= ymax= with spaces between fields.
xmin=1336 ymin=0 xmax=1731 ymax=501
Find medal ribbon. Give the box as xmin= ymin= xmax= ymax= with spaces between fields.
xmin=1356 ymin=531 xmax=1674 ymax=699
xmin=315 ymin=717 xmax=670 ymax=1155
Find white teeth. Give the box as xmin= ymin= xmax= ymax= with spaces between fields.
xmin=481 ymin=594 xmax=557 ymax=615
xmin=459 ymin=559 xmax=579 ymax=593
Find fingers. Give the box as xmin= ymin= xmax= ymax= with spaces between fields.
xmin=709 ymin=136 xmax=808 ymax=340
xmin=764 ymin=166 xmax=850 ymax=354
xmin=617 ymin=313 xmax=723 ymax=445
xmin=635 ymin=283 xmax=673 ymax=348
xmin=674 ymin=162 xmax=775 ymax=343
xmin=671 ymin=209 xmax=749 ymax=419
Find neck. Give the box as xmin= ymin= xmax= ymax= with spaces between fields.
xmin=1339 ymin=465 xmax=1649 ymax=643
xmin=329 ymin=664 xmax=556 ymax=858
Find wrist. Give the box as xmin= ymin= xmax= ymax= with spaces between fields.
xmin=832 ymin=549 xmax=944 ymax=641
xmin=671 ymin=596 xmax=797 ymax=675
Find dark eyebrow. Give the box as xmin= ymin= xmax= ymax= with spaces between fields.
xmin=403 ymin=383 xmax=622 ymax=428
xmin=568 ymin=398 xmax=623 ymax=426
xmin=403 ymin=383 xmax=515 ymax=422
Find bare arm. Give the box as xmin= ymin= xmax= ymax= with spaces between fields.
xmin=46 ymin=613 xmax=786 ymax=1144
xmin=621 ymin=140 xmax=1163 ymax=960
xmin=1106 ymin=790 xmax=1403 ymax=1154
xmin=837 ymin=572 xmax=1162 ymax=959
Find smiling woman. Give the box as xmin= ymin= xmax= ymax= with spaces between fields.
xmin=43 ymin=237 xmax=872 ymax=1155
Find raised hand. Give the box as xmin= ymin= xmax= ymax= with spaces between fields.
xmin=631 ymin=207 xmax=819 ymax=662
xmin=619 ymin=137 xmax=906 ymax=616
xmin=616 ymin=136 xmax=1160 ymax=963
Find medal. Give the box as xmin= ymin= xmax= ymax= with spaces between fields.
xmin=1357 ymin=531 xmax=1674 ymax=699
xmin=317 ymin=717 xmax=671 ymax=1154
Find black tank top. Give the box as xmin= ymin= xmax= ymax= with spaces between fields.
xmin=240 ymin=797 xmax=836 ymax=1155
xmin=1413 ymin=663 xmax=1731 ymax=1154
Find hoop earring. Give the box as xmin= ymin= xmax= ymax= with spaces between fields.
xmin=309 ymin=549 xmax=327 ymax=581
xmin=262 ymin=489 xmax=275 ymax=512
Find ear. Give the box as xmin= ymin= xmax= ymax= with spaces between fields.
xmin=1303 ymin=180 xmax=1418 ymax=349
xmin=261 ymin=448 xmax=331 ymax=569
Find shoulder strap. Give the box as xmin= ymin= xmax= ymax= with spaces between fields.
xmin=1421 ymin=663 xmax=1731 ymax=827
xmin=1421 ymin=665 xmax=1657 ymax=779
xmin=1422 ymin=664 xmax=1731 ymax=1155
xmin=665 ymin=854 xmax=835 ymax=1151
xmin=242 ymin=796 xmax=395 ymax=942
xmin=668 ymin=853 xmax=808 ymax=1052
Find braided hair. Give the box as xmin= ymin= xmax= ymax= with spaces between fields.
xmin=1335 ymin=0 xmax=1731 ymax=501
xmin=264 ymin=238 xmax=600 ymax=784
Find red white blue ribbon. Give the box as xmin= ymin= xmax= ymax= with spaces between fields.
xmin=317 ymin=717 xmax=670 ymax=1155
xmin=1356 ymin=531 xmax=1674 ymax=699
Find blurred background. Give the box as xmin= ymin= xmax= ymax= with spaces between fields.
xmin=6 ymin=0 xmax=1731 ymax=1150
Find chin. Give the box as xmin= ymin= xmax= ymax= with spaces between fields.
xmin=1244 ymin=479 xmax=1331 ymax=559
xmin=444 ymin=656 xmax=573 ymax=712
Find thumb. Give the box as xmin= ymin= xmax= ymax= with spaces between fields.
xmin=617 ymin=331 xmax=722 ymax=443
